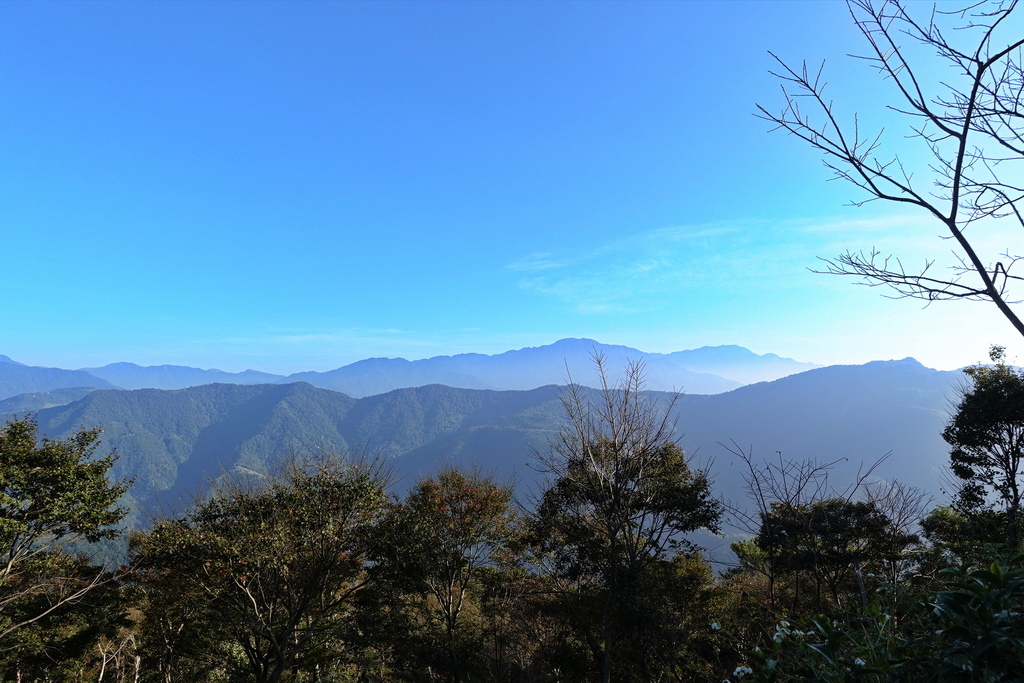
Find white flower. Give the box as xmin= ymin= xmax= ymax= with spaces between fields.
xmin=854 ymin=658 xmax=866 ymax=666
xmin=710 ymin=621 xmax=721 ymax=630
xmin=733 ymin=665 xmax=753 ymax=678
xmin=773 ymin=630 xmax=786 ymax=643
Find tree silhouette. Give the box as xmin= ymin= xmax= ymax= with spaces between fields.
xmin=943 ymin=345 xmax=1024 ymax=549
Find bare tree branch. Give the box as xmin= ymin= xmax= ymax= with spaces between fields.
xmin=757 ymin=0 xmax=1024 ymax=338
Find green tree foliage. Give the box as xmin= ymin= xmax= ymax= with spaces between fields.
xmin=726 ymin=447 xmax=927 ymax=628
xmin=0 ymin=417 xmax=129 ymax=658
xmin=920 ymin=505 xmax=1010 ymax=572
xmin=131 ymin=457 xmax=388 ymax=683
xmin=742 ymin=556 xmax=1024 ymax=683
xmin=943 ymin=346 xmax=1024 ymax=549
xmin=7 ymin=574 xmax=131 ymax=683
xmin=754 ymin=498 xmax=919 ymax=615
xmin=927 ymin=557 xmax=1024 ymax=681
xmin=383 ymin=468 xmax=517 ymax=681
xmin=530 ymin=357 xmax=722 ymax=682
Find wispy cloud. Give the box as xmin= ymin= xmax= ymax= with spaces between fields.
xmin=505 ymin=220 xmax=816 ymax=312
xmin=506 ymin=212 xmax=1022 ymax=316
xmin=505 ymin=252 xmax=570 ymax=272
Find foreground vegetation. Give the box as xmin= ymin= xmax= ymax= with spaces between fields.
xmin=1 ymin=352 xmax=1022 ymax=682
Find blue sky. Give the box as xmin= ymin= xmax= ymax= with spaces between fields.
xmin=1 ymin=1 xmax=1018 ymax=374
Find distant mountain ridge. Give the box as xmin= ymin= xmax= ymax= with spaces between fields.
xmin=660 ymin=345 xmax=818 ymax=384
xmin=83 ymin=362 xmax=285 ymax=390
xmin=0 ymin=362 xmax=113 ymax=401
xmin=0 ymin=387 xmax=98 ymax=414
xmin=22 ymin=358 xmax=959 ymax=528
xmin=0 ymin=340 xmax=819 ymax=401
xmin=259 ymin=338 xmax=818 ymax=396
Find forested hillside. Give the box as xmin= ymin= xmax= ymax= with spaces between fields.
xmin=0 ymin=361 xmax=113 ymax=400
xmin=19 ymin=358 xmax=957 ymax=527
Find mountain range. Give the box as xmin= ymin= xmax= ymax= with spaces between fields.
xmin=0 ymin=362 xmax=117 ymax=400
xmin=5 ymin=358 xmax=959 ymax=530
xmin=0 ymin=339 xmax=819 ymax=401
xmin=2 ymin=340 xmax=968 ymax=555
xmin=0 ymin=338 xmax=968 ymax=568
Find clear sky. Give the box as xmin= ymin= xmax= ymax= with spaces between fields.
xmin=1 ymin=1 xmax=1019 ymax=374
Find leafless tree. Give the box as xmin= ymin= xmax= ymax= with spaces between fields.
xmin=758 ymin=0 xmax=1024 ymax=338
xmin=862 ymin=480 xmax=931 ymax=584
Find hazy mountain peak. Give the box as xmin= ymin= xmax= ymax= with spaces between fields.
xmin=0 ymin=363 xmax=114 ymax=401
xmin=81 ymin=362 xmax=285 ymax=391
xmin=549 ymin=337 xmax=633 ymax=353
xmin=668 ymin=344 xmax=801 ymax=362
xmin=92 ymin=361 xmax=223 ymax=372
xmin=865 ymin=357 xmax=931 ymax=371
xmin=3 ymin=338 xmax=829 ymax=400
xmin=653 ymin=344 xmax=819 ymax=384
xmin=343 ymin=357 xmax=414 ymax=368
xmin=0 ymin=354 xmax=25 ymax=366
